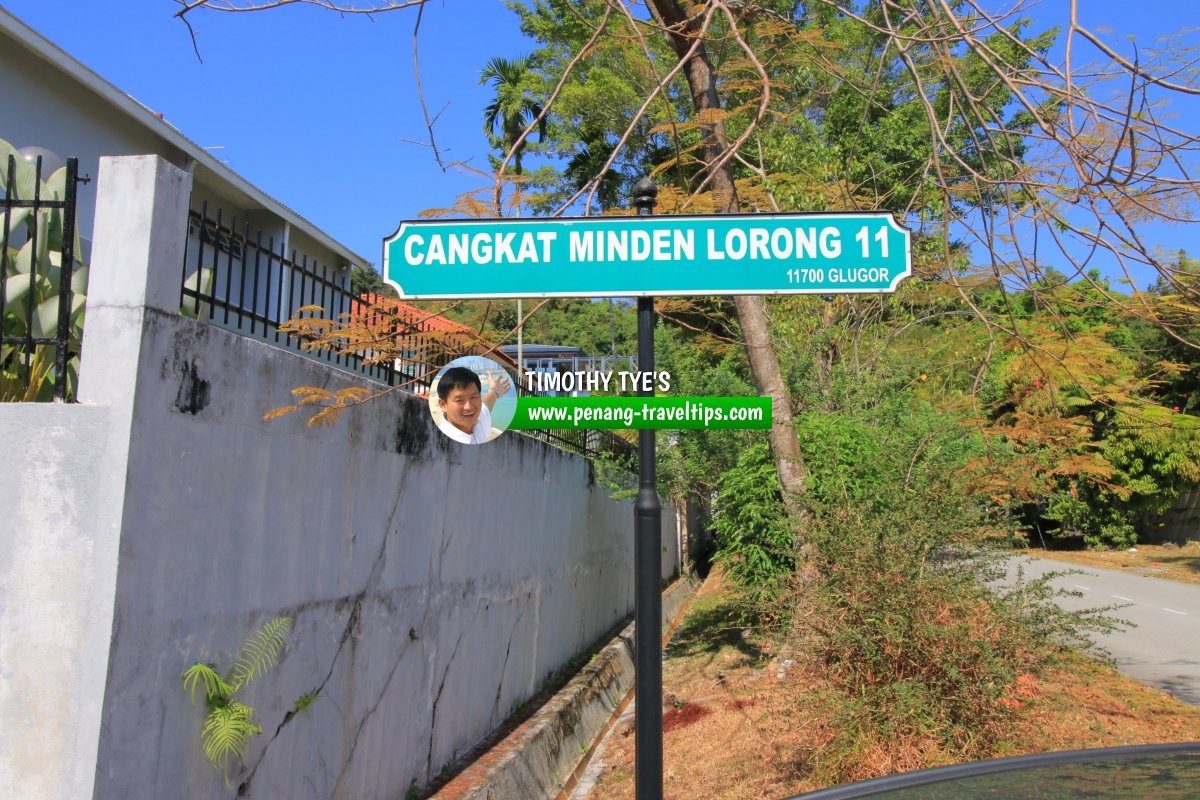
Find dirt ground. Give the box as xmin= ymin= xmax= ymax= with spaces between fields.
xmin=1026 ymin=542 xmax=1200 ymax=587
xmin=581 ymin=570 xmax=1200 ymax=800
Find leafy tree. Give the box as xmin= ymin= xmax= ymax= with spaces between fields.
xmin=350 ymin=264 xmax=397 ymax=299
xmin=175 ymin=0 xmax=1200 ymax=543
xmin=562 ymin=127 xmax=623 ymax=211
xmin=652 ymin=309 xmax=760 ymax=512
xmin=962 ymin=272 xmax=1200 ymax=548
xmin=432 ymin=297 xmax=637 ymax=357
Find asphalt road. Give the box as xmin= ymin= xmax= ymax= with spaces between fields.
xmin=1005 ymin=555 xmax=1200 ymax=706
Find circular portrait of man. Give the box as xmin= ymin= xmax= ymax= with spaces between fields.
xmin=427 ymin=356 xmax=516 ymax=444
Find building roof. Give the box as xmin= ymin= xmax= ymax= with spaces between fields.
xmin=0 ymin=4 xmax=370 ymax=268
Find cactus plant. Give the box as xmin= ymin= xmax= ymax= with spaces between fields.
xmin=1 ymin=137 xmax=86 ymax=401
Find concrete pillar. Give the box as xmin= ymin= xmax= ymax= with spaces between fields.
xmin=61 ymin=156 xmax=187 ymax=800
xmin=80 ymin=155 xmax=191 ymax=401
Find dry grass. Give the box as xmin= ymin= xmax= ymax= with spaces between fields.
xmin=583 ymin=571 xmax=1200 ymax=800
xmin=1026 ymin=542 xmax=1200 ymax=587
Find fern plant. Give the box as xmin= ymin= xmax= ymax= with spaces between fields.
xmin=182 ymin=617 xmax=291 ymax=782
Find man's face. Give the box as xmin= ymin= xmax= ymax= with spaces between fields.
xmin=439 ymin=384 xmax=482 ymax=434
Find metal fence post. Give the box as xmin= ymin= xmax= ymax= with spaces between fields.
xmin=53 ymin=158 xmax=80 ymax=400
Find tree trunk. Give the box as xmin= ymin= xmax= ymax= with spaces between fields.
xmin=646 ymin=0 xmax=809 ymax=522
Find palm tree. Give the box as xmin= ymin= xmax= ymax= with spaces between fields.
xmin=564 ymin=127 xmax=624 ymax=213
xmin=479 ymin=55 xmax=545 ymax=176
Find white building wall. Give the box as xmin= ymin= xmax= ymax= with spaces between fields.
xmin=0 ymin=7 xmax=363 ymax=275
xmin=0 ymin=31 xmax=188 ymax=251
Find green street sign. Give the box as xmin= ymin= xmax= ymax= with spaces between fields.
xmin=383 ymin=212 xmax=912 ymax=299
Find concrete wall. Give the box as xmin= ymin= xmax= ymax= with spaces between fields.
xmin=0 ymin=405 xmax=123 ymax=800
xmin=1 ymin=156 xmax=678 ymax=799
xmin=92 ymin=310 xmax=664 ymax=799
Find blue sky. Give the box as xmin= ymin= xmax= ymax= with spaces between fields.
xmin=3 ymin=0 xmax=1198 ymax=282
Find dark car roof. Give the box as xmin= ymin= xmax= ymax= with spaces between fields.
xmin=787 ymin=743 xmax=1200 ymax=800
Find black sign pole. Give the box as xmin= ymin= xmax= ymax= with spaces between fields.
xmin=632 ymin=176 xmax=663 ymax=800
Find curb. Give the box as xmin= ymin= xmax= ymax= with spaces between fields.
xmin=433 ymin=572 xmax=703 ymax=800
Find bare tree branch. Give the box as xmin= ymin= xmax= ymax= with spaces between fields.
xmin=411 ymin=0 xmax=447 ymax=170
xmin=175 ymin=0 xmax=428 ymax=15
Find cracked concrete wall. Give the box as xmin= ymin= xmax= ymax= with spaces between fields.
xmin=8 ymin=156 xmax=677 ymax=800
xmin=89 ymin=309 xmax=675 ymax=800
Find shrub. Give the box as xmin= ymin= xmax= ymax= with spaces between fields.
xmin=794 ymin=399 xmax=1121 ymax=778
xmin=807 ymin=500 xmax=1023 ymax=756
xmin=710 ymin=441 xmax=793 ymax=594
xmin=1 ymin=138 xmax=87 ymax=401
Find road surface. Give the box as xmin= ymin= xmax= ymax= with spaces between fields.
xmin=1007 ymin=555 xmax=1200 ymax=705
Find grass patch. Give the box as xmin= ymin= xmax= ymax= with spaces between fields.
xmin=1028 ymin=542 xmax=1200 ymax=586
xmin=666 ymin=589 xmax=773 ymax=664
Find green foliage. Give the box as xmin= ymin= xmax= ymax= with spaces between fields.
xmin=526 ymin=298 xmax=636 ymax=358
xmin=589 ymin=447 xmax=638 ymax=502
xmin=350 ymin=264 xmax=396 ymax=299
xmin=710 ymin=442 xmax=792 ymax=591
xmin=1043 ymin=491 xmax=1137 ymax=551
xmin=480 ymin=53 xmax=546 ymax=177
xmin=503 ymin=0 xmax=1056 ymax=219
xmin=802 ymin=427 xmax=1120 ymax=777
xmin=182 ymin=663 xmax=234 ymax=706
xmin=654 ymin=314 xmax=758 ymax=500
xmin=229 ymin=616 xmax=291 ymax=689
xmin=811 ymin=501 xmax=1016 ymax=757
xmin=502 ymin=0 xmax=702 ymax=212
xmin=201 ymin=702 xmax=261 ymax=778
xmin=562 ymin=127 xmax=623 ymax=210
xmin=796 ymin=378 xmax=988 ymax=509
xmin=292 ymin=691 xmax=318 ymax=714
xmin=794 ymin=414 xmax=887 ymax=505
xmin=719 ymin=360 xmax=1123 ymax=775
xmin=1 ymin=138 xmax=86 ymax=401
xmin=436 ymin=297 xmax=637 ymax=358
xmin=968 ymin=271 xmax=1200 ymax=548
xmin=182 ymin=617 xmax=292 ymax=783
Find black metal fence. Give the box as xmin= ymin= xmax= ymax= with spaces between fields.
xmin=180 ymin=202 xmax=635 ymax=469
xmin=1 ymin=155 xmax=83 ymax=402
xmin=520 ymin=425 xmax=638 ymax=466
xmin=511 ymin=373 xmax=637 ymax=465
xmin=180 ymin=202 xmax=420 ymax=388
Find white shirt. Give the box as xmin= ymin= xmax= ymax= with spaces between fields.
xmin=437 ymin=402 xmax=493 ymax=444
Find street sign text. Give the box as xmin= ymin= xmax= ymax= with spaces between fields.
xmin=383 ymin=213 xmax=912 ymax=299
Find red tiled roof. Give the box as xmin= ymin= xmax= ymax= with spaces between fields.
xmin=350 ymin=294 xmax=517 ymax=366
